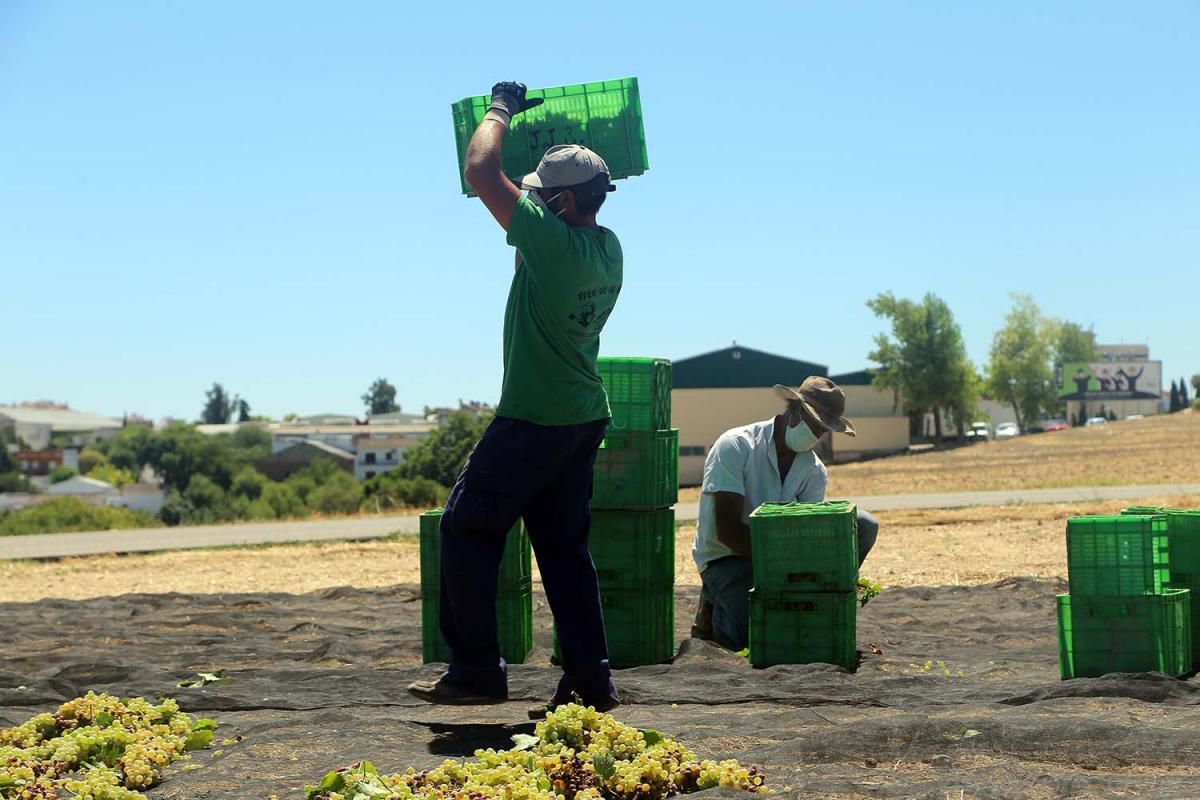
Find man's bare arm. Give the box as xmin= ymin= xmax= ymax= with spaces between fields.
xmin=464 ymin=114 xmax=521 ymax=230
xmin=713 ymin=491 xmax=752 ymax=556
xmin=464 ymin=81 xmax=542 ymax=232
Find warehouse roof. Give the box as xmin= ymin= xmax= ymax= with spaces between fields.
xmin=0 ymin=406 xmax=122 ymax=432
xmin=673 ymin=345 xmax=827 ymax=390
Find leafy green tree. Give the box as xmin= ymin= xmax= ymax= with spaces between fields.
xmin=1050 ymin=320 xmax=1098 ymax=365
xmin=78 ymin=447 xmax=108 ymax=475
xmin=0 ymin=497 xmax=161 ymax=535
xmin=985 ymin=294 xmax=1058 ymax=433
xmin=227 ymin=426 xmax=272 ymax=463
xmin=150 ymin=423 xmax=237 ymax=492
xmin=866 ymin=292 xmax=977 ymax=443
xmin=362 ymin=378 xmax=400 ymax=416
xmin=49 ymin=465 xmax=78 ymax=484
xmin=1192 ymin=374 xmax=1200 ymax=398
xmin=234 ymin=398 xmax=252 ymax=423
xmin=97 ymin=425 xmax=158 ymax=475
xmin=1179 ymin=377 xmax=1190 ymax=407
xmin=231 ymin=466 xmax=269 ymax=500
xmin=201 ymin=383 xmax=234 ymax=424
xmin=1170 ymin=380 xmax=1180 ymax=413
xmin=395 ymin=410 xmax=492 ymax=486
xmin=88 ymin=463 xmax=136 ymax=488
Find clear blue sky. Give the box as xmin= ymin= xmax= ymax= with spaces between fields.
xmin=4 ymin=2 xmax=1197 ymax=421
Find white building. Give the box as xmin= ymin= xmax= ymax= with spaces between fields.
xmin=266 ymin=422 xmax=437 ymax=480
xmin=0 ymin=405 xmax=122 ymax=451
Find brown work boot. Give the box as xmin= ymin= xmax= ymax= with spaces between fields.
xmin=691 ymin=594 xmax=715 ymax=641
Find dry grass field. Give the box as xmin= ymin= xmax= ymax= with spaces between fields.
xmin=677 ymin=410 xmax=1200 ymax=502
xmin=4 ymin=493 xmax=1195 ymax=602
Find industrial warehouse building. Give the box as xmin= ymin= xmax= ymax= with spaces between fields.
xmin=670 ymin=344 xmax=911 ymax=486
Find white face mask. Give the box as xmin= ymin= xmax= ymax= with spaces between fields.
xmin=785 ymin=418 xmax=820 ymax=453
xmin=527 ymin=189 xmax=565 ymax=217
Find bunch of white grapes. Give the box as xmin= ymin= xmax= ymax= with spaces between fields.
xmin=0 ymin=692 xmax=215 ymax=799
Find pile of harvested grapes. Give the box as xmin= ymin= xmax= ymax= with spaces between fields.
xmin=0 ymin=692 xmax=216 ymax=799
xmin=302 ymin=704 xmax=766 ymax=800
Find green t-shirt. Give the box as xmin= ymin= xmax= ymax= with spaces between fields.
xmin=498 ymin=195 xmax=623 ymax=426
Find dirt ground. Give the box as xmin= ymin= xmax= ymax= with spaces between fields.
xmin=3 ymin=495 xmax=1195 ymax=603
xmin=678 ymin=411 xmax=1200 ymax=502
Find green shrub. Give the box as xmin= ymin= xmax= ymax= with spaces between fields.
xmin=49 ymin=465 xmax=78 ymax=484
xmin=0 ymin=472 xmax=33 ymax=493
xmin=78 ymin=447 xmax=108 ymax=474
xmin=231 ymin=466 xmax=269 ymax=500
xmin=0 ymin=497 xmax=162 ymax=535
xmin=308 ymin=471 xmax=364 ymax=515
xmin=159 ymin=490 xmax=196 ymax=526
xmin=363 ymin=473 xmax=447 ymax=510
xmin=260 ymin=483 xmax=307 ymax=519
xmin=88 ymin=463 xmax=136 ymax=488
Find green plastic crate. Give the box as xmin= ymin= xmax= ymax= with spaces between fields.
xmin=748 ymin=502 xmax=859 ymax=592
xmin=589 ymin=509 xmax=675 ymax=591
xmin=554 ymin=585 xmax=675 ymax=669
xmin=591 ymin=429 xmax=678 ymax=510
xmin=1120 ymin=506 xmax=1166 ymax=516
xmin=419 ymin=509 xmax=533 ymax=664
xmin=419 ymin=509 xmax=532 ymax=590
xmin=748 ymin=589 xmax=857 ymax=669
xmin=597 ymin=357 xmax=672 ymax=433
xmin=452 ymin=77 xmax=649 ymax=196
xmin=1066 ymin=515 xmax=1170 ymax=596
xmin=422 ymin=584 xmax=533 ymax=665
xmin=1057 ymin=590 xmax=1192 ymax=679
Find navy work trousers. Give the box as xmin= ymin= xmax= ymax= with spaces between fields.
xmin=438 ymin=415 xmax=616 ymax=705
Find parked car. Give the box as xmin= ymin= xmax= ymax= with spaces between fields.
xmin=1084 ymin=416 xmax=1108 ymax=427
xmin=1043 ymin=418 xmax=1069 ymax=432
xmin=965 ymin=422 xmax=992 ymax=441
xmin=994 ymin=422 xmax=1019 ymax=438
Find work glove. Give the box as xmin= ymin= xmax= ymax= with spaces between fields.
xmin=488 ymin=81 xmax=544 ymax=119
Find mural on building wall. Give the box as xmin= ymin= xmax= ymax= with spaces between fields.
xmin=1056 ymin=361 xmax=1162 ymax=401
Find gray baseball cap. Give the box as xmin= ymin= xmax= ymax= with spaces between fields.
xmin=518 ymin=145 xmax=615 ymax=191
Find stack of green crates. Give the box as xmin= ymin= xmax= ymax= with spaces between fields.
xmin=419 ymin=509 xmax=533 ymax=665
xmin=577 ymin=357 xmax=677 ymax=668
xmin=1058 ymin=514 xmax=1192 ymax=679
xmin=1121 ymin=506 xmax=1200 ymax=668
xmin=747 ymin=502 xmax=859 ymax=669
xmin=451 ymin=78 xmax=649 ymax=197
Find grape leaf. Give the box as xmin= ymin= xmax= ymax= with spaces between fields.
xmin=95 ymin=712 xmax=114 ymax=727
xmin=511 ymin=733 xmax=540 ymax=752
xmin=642 ymin=729 xmax=664 ymax=747
xmin=592 ymin=752 xmax=616 ymax=780
xmin=735 ymin=648 xmax=750 ymax=658
xmin=193 ymin=719 xmax=219 ymax=731
xmin=305 ymin=771 xmax=346 ymax=799
xmin=184 ymin=729 xmax=214 ymax=751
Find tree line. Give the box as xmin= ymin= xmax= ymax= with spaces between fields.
xmin=866 ymin=292 xmax=1189 ymax=441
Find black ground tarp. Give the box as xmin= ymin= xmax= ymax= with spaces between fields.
xmin=3 ymin=578 xmax=1199 ymax=799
